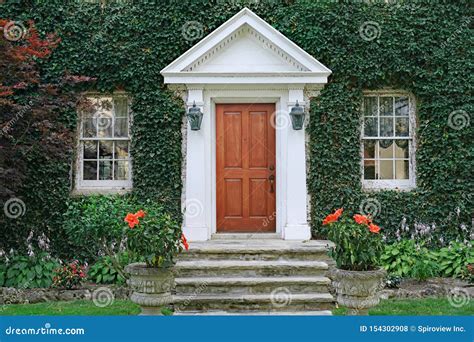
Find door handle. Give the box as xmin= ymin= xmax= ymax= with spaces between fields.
xmin=268 ymin=174 xmax=275 ymax=193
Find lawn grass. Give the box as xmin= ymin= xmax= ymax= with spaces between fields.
xmin=0 ymin=300 xmax=140 ymax=316
xmin=1 ymin=298 xmax=471 ymax=316
xmin=333 ymin=298 xmax=474 ymax=316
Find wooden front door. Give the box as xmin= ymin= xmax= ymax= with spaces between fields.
xmin=216 ymin=103 xmax=276 ymax=232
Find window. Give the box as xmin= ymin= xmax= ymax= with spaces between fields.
xmin=77 ymin=95 xmax=132 ymax=191
xmin=361 ymin=92 xmax=415 ymax=190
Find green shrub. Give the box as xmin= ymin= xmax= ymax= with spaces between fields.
xmin=431 ymin=241 xmax=474 ymax=280
xmin=63 ymin=195 xmax=137 ymax=262
xmin=381 ymin=240 xmax=423 ymax=277
xmin=88 ymin=252 xmax=133 ymax=285
xmin=1 ymin=252 xmax=60 ymax=288
xmin=410 ymin=258 xmax=439 ymax=281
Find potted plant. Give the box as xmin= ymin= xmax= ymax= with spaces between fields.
xmin=324 ymin=208 xmax=386 ymax=315
xmin=124 ymin=209 xmax=189 ymax=315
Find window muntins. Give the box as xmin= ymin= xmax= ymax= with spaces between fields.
xmin=76 ymin=94 xmax=132 ymax=191
xmin=361 ymin=92 xmax=416 ymax=190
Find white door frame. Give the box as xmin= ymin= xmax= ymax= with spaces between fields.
xmin=182 ymin=85 xmax=312 ymax=241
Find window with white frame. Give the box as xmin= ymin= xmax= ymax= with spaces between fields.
xmin=77 ymin=95 xmax=132 ymax=190
xmin=362 ymin=93 xmax=415 ymax=189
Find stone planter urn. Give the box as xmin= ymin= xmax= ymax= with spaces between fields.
xmin=330 ymin=267 xmax=386 ymax=315
xmin=125 ymin=262 xmax=174 ymax=315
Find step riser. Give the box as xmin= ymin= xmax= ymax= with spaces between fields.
xmin=176 ymin=268 xmax=327 ymax=277
xmin=176 ymin=284 xmax=329 ymax=295
xmin=174 ymin=302 xmax=334 ymax=312
xmin=178 ymin=252 xmax=329 ymax=261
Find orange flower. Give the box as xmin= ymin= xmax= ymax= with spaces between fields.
xmin=135 ymin=210 xmax=145 ymax=218
xmin=124 ymin=213 xmax=139 ymax=229
xmin=322 ymin=208 xmax=343 ymax=225
xmin=181 ymin=233 xmax=189 ymax=251
xmin=368 ymin=223 xmax=381 ymax=234
xmin=353 ymin=214 xmax=371 ymax=225
xmin=334 ymin=208 xmax=343 ymax=220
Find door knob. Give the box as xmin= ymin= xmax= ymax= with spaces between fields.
xmin=268 ymin=174 xmax=275 ymax=193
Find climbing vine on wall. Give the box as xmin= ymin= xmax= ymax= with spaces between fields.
xmin=0 ymin=0 xmax=471 ymax=256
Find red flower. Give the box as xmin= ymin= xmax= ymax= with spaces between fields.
xmin=322 ymin=208 xmax=343 ymax=225
xmin=353 ymin=214 xmax=371 ymax=225
xmin=369 ymin=223 xmax=381 ymax=234
xmin=124 ymin=213 xmax=140 ymax=228
xmin=181 ymin=233 xmax=189 ymax=251
xmin=135 ymin=210 xmax=145 ymax=218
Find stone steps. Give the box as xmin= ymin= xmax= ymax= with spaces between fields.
xmin=173 ymin=239 xmax=335 ymax=315
xmin=174 ymin=310 xmax=333 ymax=316
xmin=174 ymin=293 xmax=334 ymax=312
xmin=178 ymin=239 xmax=332 ymax=261
xmin=175 ymin=276 xmax=330 ymax=294
xmin=175 ymin=260 xmax=328 ymax=277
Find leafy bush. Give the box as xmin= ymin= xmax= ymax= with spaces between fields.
xmin=88 ymin=252 xmax=132 ymax=285
xmin=0 ymin=252 xmax=60 ymax=288
xmin=325 ymin=210 xmax=383 ymax=271
xmin=63 ymin=195 xmax=136 ymax=262
xmin=125 ymin=209 xmax=186 ymax=268
xmin=410 ymin=258 xmax=439 ymax=281
xmin=380 ymin=239 xmax=421 ymax=277
xmin=52 ymin=260 xmax=87 ymax=289
xmin=431 ymin=241 xmax=474 ymax=280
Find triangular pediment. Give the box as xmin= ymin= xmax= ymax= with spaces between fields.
xmin=184 ymin=24 xmax=308 ymax=73
xmin=161 ymin=8 xmax=331 ymax=85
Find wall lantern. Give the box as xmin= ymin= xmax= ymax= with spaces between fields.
xmin=289 ymin=100 xmax=305 ymax=130
xmin=187 ymin=101 xmax=203 ymax=131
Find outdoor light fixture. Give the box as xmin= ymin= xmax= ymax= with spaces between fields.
xmin=187 ymin=101 xmax=203 ymax=131
xmin=289 ymin=100 xmax=305 ymax=130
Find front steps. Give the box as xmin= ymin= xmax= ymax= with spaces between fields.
xmin=173 ymin=238 xmax=335 ymax=315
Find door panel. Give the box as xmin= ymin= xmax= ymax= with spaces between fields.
xmin=216 ymin=103 xmax=276 ymax=232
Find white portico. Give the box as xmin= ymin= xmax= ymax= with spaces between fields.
xmin=161 ymin=8 xmax=331 ymax=241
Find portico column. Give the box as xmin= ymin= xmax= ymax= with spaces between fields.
xmin=283 ymin=87 xmax=311 ymax=240
xmin=182 ymin=87 xmax=208 ymax=241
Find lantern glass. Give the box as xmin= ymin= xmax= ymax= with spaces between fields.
xmin=290 ymin=101 xmax=305 ymax=130
xmin=187 ymin=103 xmax=203 ymax=131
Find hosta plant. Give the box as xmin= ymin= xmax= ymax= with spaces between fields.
xmin=88 ymin=252 xmax=139 ymax=285
xmin=125 ymin=210 xmax=188 ymax=268
xmin=380 ymin=239 xmax=422 ymax=277
xmin=1 ymin=252 xmax=60 ymax=288
xmin=431 ymin=241 xmax=474 ymax=280
xmin=324 ymin=209 xmax=383 ymax=271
